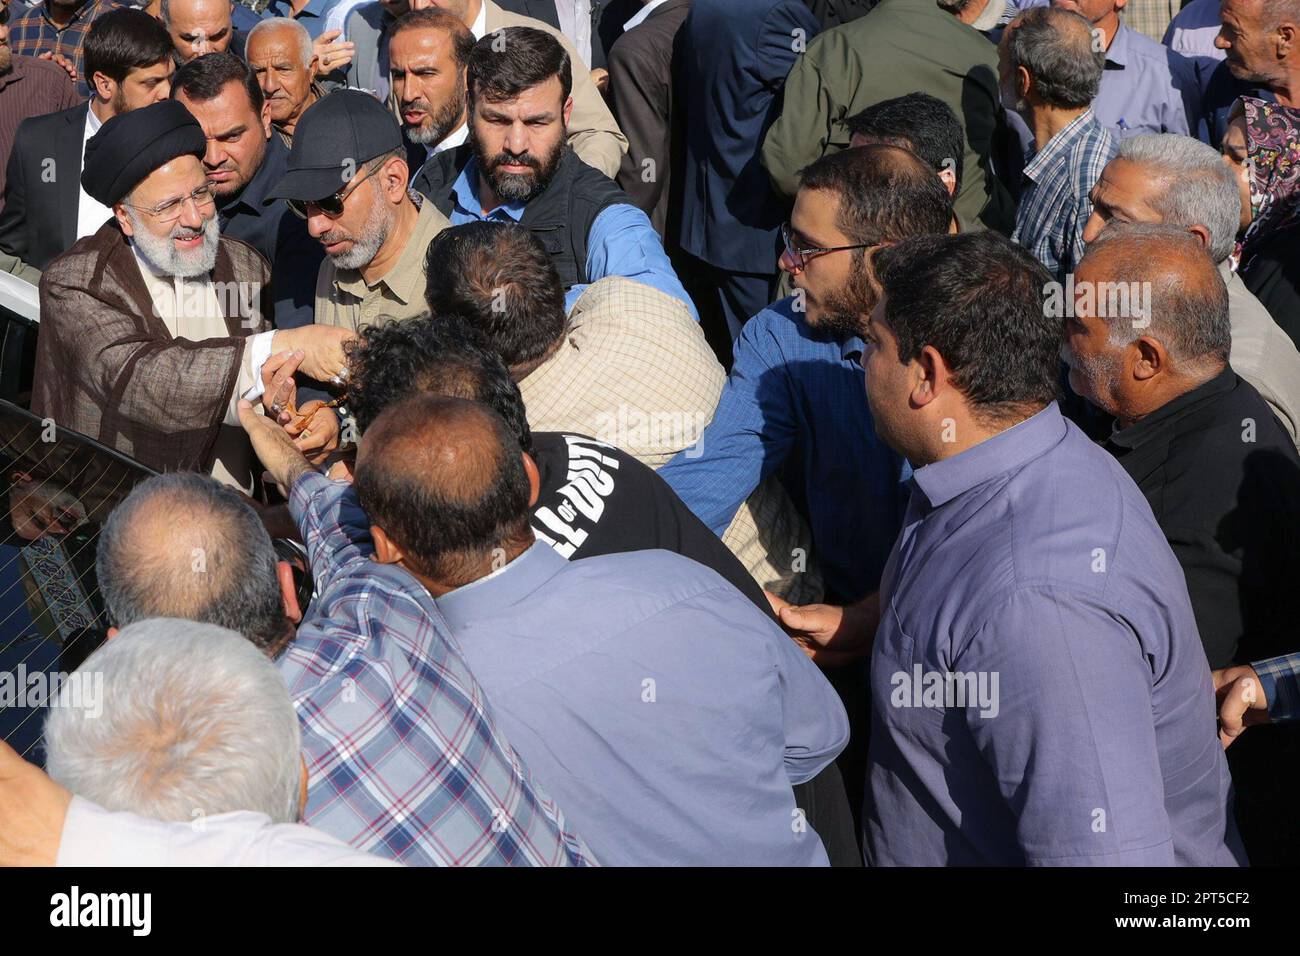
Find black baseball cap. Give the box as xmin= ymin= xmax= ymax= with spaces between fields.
xmin=267 ymin=89 xmax=404 ymax=203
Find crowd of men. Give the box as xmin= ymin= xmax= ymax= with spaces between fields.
xmin=0 ymin=0 xmax=1298 ymax=867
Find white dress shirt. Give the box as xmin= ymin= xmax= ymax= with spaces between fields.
xmin=57 ymin=796 xmax=401 ymax=866
xmin=76 ymin=106 xmax=114 ymax=239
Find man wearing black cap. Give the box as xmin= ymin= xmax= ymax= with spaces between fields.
xmin=31 ymin=99 xmax=351 ymax=487
xmin=271 ymin=87 xmax=451 ymax=330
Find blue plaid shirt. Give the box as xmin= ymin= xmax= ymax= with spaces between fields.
xmin=278 ymin=471 xmax=594 ymax=866
xmin=10 ymin=0 xmax=129 ymax=96
xmin=1011 ymin=108 xmax=1116 ymax=282
xmin=657 ymin=296 xmax=905 ymax=603
xmin=1253 ymin=652 xmax=1300 ymax=723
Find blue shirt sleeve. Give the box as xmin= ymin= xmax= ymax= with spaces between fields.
xmin=658 ymin=308 xmax=801 ymax=535
xmin=584 ymin=204 xmax=700 ymax=322
xmin=960 ymin=588 xmax=1178 ymax=865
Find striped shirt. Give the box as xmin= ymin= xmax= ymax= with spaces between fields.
xmin=1012 ymin=108 xmax=1116 ymax=282
xmin=1254 ymin=653 xmax=1300 ymax=723
xmin=9 ymin=0 xmax=129 ymax=96
xmin=280 ymin=470 xmax=595 ymax=866
xmin=0 ymin=54 xmax=81 ymax=210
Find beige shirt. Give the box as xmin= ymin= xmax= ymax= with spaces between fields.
xmin=132 ymin=245 xmax=271 ymax=492
xmin=314 ymin=197 xmax=451 ymax=332
xmin=1222 ymin=259 xmax=1300 ymax=449
xmin=520 ymin=276 xmax=823 ymax=602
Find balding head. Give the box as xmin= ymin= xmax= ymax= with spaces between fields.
xmin=1002 ymin=6 xmax=1105 ymax=111
xmin=354 ymin=394 xmax=534 ymax=587
xmin=1064 ymin=222 xmax=1230 ymax=422
xmin=96 ymin=473 xmax=289 ymax=652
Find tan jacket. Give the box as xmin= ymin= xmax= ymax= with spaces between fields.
xmin=485 ymin=0 xmax=628 ymax=180
xmin=520 ymin=276 xmax=824 ymax=602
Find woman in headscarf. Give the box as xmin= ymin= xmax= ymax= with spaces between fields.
xmin=1221 ymin=95 xmax=1300 ymax=346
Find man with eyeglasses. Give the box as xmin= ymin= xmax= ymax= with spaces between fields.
xmin=270 ymin=87 xmax=450 ymax=331
xmin=656 ymin=145 xmax=953 ymax=834
xmin=31 ymin=99 xmax=351 ymax=490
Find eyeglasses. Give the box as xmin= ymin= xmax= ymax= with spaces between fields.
xmin=286 ymin=163 xmax=381 ymax=220
xmin=780 ymin=222 xmax=876 ymax=270
xmin=123 ymin=183 xmax=216 ymax=224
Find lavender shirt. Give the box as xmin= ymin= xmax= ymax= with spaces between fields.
xmin=865 ymin=403 xmax=1246 ymax=866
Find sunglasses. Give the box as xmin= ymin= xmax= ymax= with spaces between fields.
xmin=286 ymin=162 xmax=381 ymax=220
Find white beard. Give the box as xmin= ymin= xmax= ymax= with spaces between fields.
xmin=128 ymin=210 xmax=220 ymax=279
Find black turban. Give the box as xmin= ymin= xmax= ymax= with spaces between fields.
xmin=81 ymin=100 xmax=207 ymax=207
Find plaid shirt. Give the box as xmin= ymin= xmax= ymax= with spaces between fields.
xmin=279 ymin=470 xmax=595 ymax=866
xmin=9 ymin=0 xmax=129 ymax=95
xmin=1012 ymin=108 xmax=1116 ymax=282
xmin=1253 ymin=652 xmax=1300 ymax=723
xmin=1123 ymin=0 xmax=1181 ymax=42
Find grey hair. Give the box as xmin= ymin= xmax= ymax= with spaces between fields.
xmin=1115 ymin=134 xmax=1241 ymax=264
xmin=44 ymin=619 xmax=303 ymax=824
xmin=96 ymin=473 xmax=289 ymax=653
xmin=1086 ymin=221 xmax=1231 ymax=368
xmin=1006 ymin=6 xmax=1106 ymax=109
xmin=247 ymin=16 xmax=314 ymax=68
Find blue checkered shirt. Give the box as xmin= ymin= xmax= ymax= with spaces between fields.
xmin=1011 ymin=109 xmax=1116 ymax=282
xmin=10 ymin=0 xmax=129 ymax=96
xmin=1253 ymin=652 xmax=1300 ymax=723
xmin=278 ymin=471 xmax=595 ymax=866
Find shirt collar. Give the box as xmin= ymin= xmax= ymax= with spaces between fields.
xmin=1023 ymin=108 xmax=1097 ymax=183
xmin=85 ymin=101 xmax=103 ymax=137
xmin=840 ymin=334 xmax=865 ymax=361
xmin=435 ymin=540 xmax=566 ymax=630
xmin=471 ymin=0 xmax=487 ymax=40
xmin=1106 ymin=22 xmax=1132 ymax=69
xmin=624 ymin=0 xmax=668 ymax=30
xmin=430 ymin=121 xmax=469 ymax=157
xmin=909 ymin=402 xmax=1066 ymax=509
xmin=335 ymin=196 xmax=435 ymax=303
xmin=1105 ymin=366 xmax=1236 ymax=451
xmin=41 ymin=0 xmax=96 ymax=27
xmin=450 ymin=156 xmax=527 ymax=222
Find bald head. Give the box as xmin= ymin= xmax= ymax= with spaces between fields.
xmin=96 ymin=473 xmax=287 ymax=651
xmin=1080 ymin=222 xmax=1231 ymax=367
xmin=354 ymin=394 xmax=533 ymax=585
xmin=1003 ymin=6 xmax=1105 ymax=110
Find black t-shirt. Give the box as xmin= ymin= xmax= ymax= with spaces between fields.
xmin=529 ymin=432 xmax=772 ymax=616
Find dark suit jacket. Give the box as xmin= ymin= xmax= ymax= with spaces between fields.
xmin=0 ymin=104 xmax=86 ymax=270
xmin=410 ymin=140 xmax=474 ymax=208
xmin=673 ymin=0 xmax=820 ymax=272
xmin=495 ymin=0 xmax=621 ymax=68
xmin=608 ymin=0 xmax=691 ymax=236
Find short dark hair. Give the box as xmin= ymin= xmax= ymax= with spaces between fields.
xmin=170 ymin=51 xmax=265 ymax=113
xmin=873 ymin=231 xmax=1060 ymax=421
xmin=424 ymin=222 xmax=567 ymax=367
xmin=467 ymin=26 xmax=571 ymax=106
xmin=845 ymin=93 xmax=966 ymax=196
xmin=354 ymin=395 xmax=533 ymax=583
xmin=392 ymin=7 xmax=475 ymax=68
xmin=798 ymin=144 xmax=953 ymax=244
xmin=346 ymin=315 xmax=536 ymax=456
xmin=1005 ymin=6 xmax=1105 ymax=110
xmin=84 ymin=7 xmax=174 ymax=84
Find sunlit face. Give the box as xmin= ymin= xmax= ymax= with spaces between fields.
xmin=1220 ymin=111 xmax=1255 ymax=232
xmin=304 ymin=158 xmax=400 ymax=271
xmin=175 ymin=79 xmax=271 ymax=199
xmin=1051 ymin=0 xmax=1123 ymax=26
xmin=379 ymin=0 xmax=411 ymax=16
xmin=390 ymin=27 xmax=466 ymax=146
xmin=470 ymin=75 xmax=571 ymax=204
xmin=116 ymin=154 xmax=220 ymax=277
xmin=167 ymin=0 xmax=233 ymax=63
xmin=1082 ymin=158 xmax=1165 ymax=245
xmin=246 ymin=26 xmax=316 ymax=129
xmin=411 ymin=0 xmax=472 ymax=19
xmin=1217 ymin=0 xmax=1281 ymax=84
xmin=779 ymin=187 xmax=870 ymax=332
xmin=1061 ymin=256 xmax=1127 ymax=414
xmin=99 ymin=59 xmax=174 ymax=115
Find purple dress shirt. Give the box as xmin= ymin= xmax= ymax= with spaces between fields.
xmin=1094 ymin=23 xmax=1202 ymax=138
xmin=865 ymin=403 xmax=1246 ymax=866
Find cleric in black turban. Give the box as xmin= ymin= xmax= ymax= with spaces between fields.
xmin=81 ymin=99 xmax=208 ymax=207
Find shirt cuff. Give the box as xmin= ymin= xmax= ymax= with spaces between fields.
xmin=1252 ymin=653 xmax=1300 ymax=723
xmin=240 ymin=330 xmax=280 ymax=403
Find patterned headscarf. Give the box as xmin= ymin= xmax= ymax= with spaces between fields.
xmin=1238 ymin=95 xmax=1300 ymax=263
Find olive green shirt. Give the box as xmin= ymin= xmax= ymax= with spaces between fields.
xmin=760 ymin=0 xmax=1015 ymax=235
xmin=313 ymin=195 xmax=450 ymax=332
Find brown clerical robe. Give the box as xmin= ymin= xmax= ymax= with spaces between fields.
xmin=32 ymin=219 xmax=272 ymax=476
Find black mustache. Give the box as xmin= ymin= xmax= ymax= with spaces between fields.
xmin=490 ymin=152 xmax=541 ymax=171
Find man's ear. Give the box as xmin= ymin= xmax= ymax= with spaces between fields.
xmin=106 ymin=626 xmax=119 ymax=640
xmin=1276 ymin=21 xmax=1296 ymax=56
xmin=562 ymin=94 xmax=574 ymax=129
xmin=522 ymin=451 xmax=540 ymax=508
xmin=384 ymin=154 xmax=410 ymax=201
xmin=1131 ymin=335 xmax=1167 ymax=381
xmin=1185 ymin=223 xmax=1212 ymax=251
xmin=938 ymin=166 xmax=957 ymax=197
xmin=1017 ymin=65 xmax=1032 ymax=102
xmin=92 ymin=72 xmax=115 ymax=105
xmin=276 ymin=559 xmax=303 ymax=625
xmin=370 ymin=523 xmax=404 ymax=565
xmin=260 ymin=98 xmax=273 ymax=139
xmin=911 ymin=344 xmax=946 ymax=409
xmin=113 ymin=202 xmax=135 ymax=236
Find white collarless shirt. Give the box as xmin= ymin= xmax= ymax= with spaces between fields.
xmin=76 ymin=105 xmax=114 ymax=239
